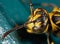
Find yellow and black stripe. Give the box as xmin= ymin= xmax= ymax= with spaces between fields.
xmin=26 ymin=8 xmax=49 ymax=34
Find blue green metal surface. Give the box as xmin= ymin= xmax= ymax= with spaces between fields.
xmin=0 ymin=0 xmax=60 ymax=44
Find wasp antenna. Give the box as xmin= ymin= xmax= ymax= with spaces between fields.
xmin=2 ymin=26 xmax=18 ymax=39
xmin=2 ymin=24 xmax=25 ymax=39
xmin=46 ymin=33 xmax=50 ymax=44
xmin=41 ymin=3 xmax=48 ymax=6
xmin=41 ymin=3 xmax=56 ymax=7
xmin=29 ymin=0 xmax=34 ymax=15
xmin=21 ymin=0 xmax=34 ymax=15
xmin=30 ymin=3 xmax=34 ymax=14
xmin=49 ymin=3 xmax=56 ymax=6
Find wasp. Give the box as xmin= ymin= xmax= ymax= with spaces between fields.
xmin=2 ymin=1 xmax=60 ymax=44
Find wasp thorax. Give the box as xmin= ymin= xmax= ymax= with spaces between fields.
xmin=26 ymin=8 xmax=49 ymax=34
xmin=49 ymin=11 xmax=60 ymax=32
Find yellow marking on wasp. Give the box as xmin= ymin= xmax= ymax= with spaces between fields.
xmin=46 ymin=18 xmax=48 ymax=22
xmin=27 ymin=23 xmax=34 ymax=33
xmin=35 ymin=22 xmax=42 ymax=27
xmin=27 ymin=29 xmax=32 ymax=33
xmin=34 ymin=8 xmax=41 ymax=15
xmin=53 ymin=6 xmax=59 ymax=12
xmin=44 ymin=18 xmax=48 ymax=25
xmin=43 ymin=17 xmax=48 ymax=32
xmin=27 ymin=23 xmax=34 ymax=30
xmin=44 ymin=24 xmax=49 ymax=33
xmin=51 ymin=42 xmax=54 ymax=44
xmin=49 ymin=12 xmax=60 ymax=31
xmin=27 ymin=22 xmax=42 ymax=33
xmin=50 ymin=18 xmax=58 ymax=31
xmin=32 ymin=14 xmax=41 ymax=21
xmin=49 ymin=13 xmax=58 ymax=31
xmin=54 ymin=14 xmax=60 ymax=16
xmin=43 ymin=9 xmax=48 ymax=15
xmin=28 ymin=15 xmax=33 ymax=22
xmin=28 ymin=14 xmax=41 ymax=22
xmin=56 ymin=21 xmax=60 ymax=24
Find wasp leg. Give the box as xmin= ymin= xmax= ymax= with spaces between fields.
xmin=46 ymin=33 xmax=50 ymax=44
xmin=53 ymin=30 xmax=60 ymax=37
xmin=46 ymin=33 xmax=54 ymax=44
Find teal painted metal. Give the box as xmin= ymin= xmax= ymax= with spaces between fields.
xmin=0 ymin=0 xmax=60 ymax=44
